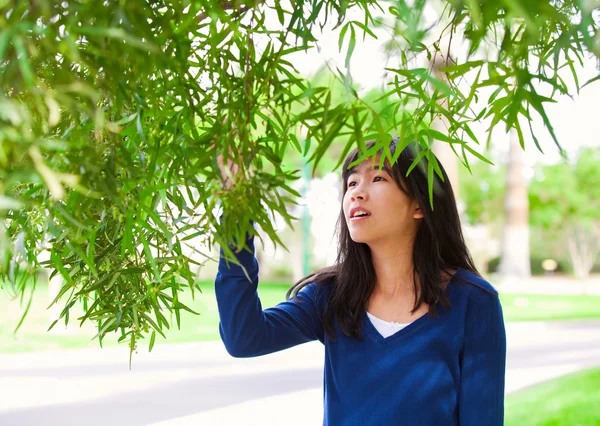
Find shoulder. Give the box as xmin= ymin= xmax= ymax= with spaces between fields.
xmin=449 ymin=270 xmax=505 ymax=342
xmin=295 ymin=278 xmax=332 ymax=309
xmin=449 ymin=268 xmax=499 ymax=309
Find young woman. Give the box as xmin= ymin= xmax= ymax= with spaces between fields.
xmin=215 ymin=138 xmax=506 ymax=426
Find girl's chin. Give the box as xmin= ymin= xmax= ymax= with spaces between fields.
xmin=349 ymin=233 xmax=372 ymax=244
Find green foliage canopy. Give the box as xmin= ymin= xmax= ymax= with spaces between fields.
xmin=530 ymin=148 xmax=600 ymax=231
xmin=1 ymin=0 xmax=599 ymax=352
xmin=529 ymin=148 xmax=600 ymax=278
xmin=459 ymin=159 xmax=505 ymax=226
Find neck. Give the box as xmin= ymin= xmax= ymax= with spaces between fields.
xmin=369 ymin=234 xmax=416 ymax=297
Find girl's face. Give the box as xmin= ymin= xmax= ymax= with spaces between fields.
xmin=342 ymin=156 xmax=424 ymax=246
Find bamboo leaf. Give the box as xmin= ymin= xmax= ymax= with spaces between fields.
xmin=462 ymin=144 xmax=494 ymax=165
xmin=526 ymin=88 xmax=563 ymax=152
xmin=406 ymin=148 xmax=428 ymax=177
xmin=352 ymin=20 xmax=377 ymax=40
xmin=582 ymin=74 xmax=600 ymax=89
xmin=427 ymin=159 xmax=434 ymax=210
xmin=13 ymin=280 xmax=35 ymax=334
xmin=77 ymin=27 xmax=159 ymax=52
xmin=13 ymin=35 xmax=34 ymax=86
xmin=149 ymin=330 xmax=157 ymax=352
xmin=345 ymin=25 xmax=356 ymax=69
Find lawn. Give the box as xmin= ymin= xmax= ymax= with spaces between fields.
xmin=2 ymin=280 xmax=600 ymax=353
xmin=499 ymin=293 xmax=600 ymax=322
xmin=505 ymin=366 xmax=600 ymax=426
xmin=0 ymin=280 xmax=289 ymax=353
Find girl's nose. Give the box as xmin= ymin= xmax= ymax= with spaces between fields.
xmin=351 ymin=189 xmax=366 ymax=202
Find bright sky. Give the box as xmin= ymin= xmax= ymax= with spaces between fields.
xmin=286 ymin=6 xmax=600 ymax=167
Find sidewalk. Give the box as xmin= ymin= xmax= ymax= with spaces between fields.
xmin=496 ymin=274 xmax=600 ymax=295
xmin=1 ymin=320 xmax=599 ymax=426
xmin=150 ymin=320 xmax=600 ymax=426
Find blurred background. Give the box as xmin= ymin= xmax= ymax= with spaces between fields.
xmin=1 ymin=1 xmax=599 ymax=426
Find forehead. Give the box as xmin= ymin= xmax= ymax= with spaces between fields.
xmin=348 ymin=156 xmax=390 ymax=175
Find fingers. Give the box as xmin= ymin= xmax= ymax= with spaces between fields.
xmin=217 ymin=151 xmax=240 ymax=190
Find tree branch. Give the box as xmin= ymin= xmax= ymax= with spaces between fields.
xmin=198 ymin=0 xmax=265 ymax=23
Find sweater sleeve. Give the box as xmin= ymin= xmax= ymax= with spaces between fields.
xmin=215 ymin=233 xmax=324 ymax=358
xmin=458 ymin=295 xmax=506 ymax=426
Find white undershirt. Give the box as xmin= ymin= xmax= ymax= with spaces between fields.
xmin=366 ymin=312 xmax=411 ymax=338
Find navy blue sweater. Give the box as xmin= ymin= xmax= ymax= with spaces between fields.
xmin=215 ymin=236 xmax=506 ymax=425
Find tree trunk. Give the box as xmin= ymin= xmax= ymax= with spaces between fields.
xmin=499 ymin=128 xmax=531 ymax=278
xmin=430 ymin=57 xmax=460 ymax=200
xmin=432 ymin=133 xmax=460 ymax=200
xmin=566 ymin=224 xmax=599 ymax=280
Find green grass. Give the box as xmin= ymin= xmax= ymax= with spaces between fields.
xmin=499 ymin=293 xmax=600 ymax=322
xmin=506 ymin=367 xmax=600 ymax=426
xmin=0 ymin=280 xmax=289 ymax=353
xmin=2 ymin=282 xmax=600 ymax=353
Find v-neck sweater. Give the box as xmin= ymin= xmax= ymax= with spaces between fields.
xmin=215 ymin=235 xmax=506 ymax=426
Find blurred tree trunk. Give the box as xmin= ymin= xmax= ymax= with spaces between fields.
xmin=431 ymin=123 xmax=460 ymax=199
xmin=431 ymin=57 xmax=460 ymax=198
xmin=566 ymin=223 xmax=599 ymax=280
xmin=499 ymin=128 xmax=531 ymax=278
xmin=430 ymin=57 xmax=497 ymax=275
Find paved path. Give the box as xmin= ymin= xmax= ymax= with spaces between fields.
xmin=0 ymin=320 xmax=598 ymax=426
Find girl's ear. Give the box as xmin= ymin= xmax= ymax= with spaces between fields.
xmin=413 ymin=206 xmax=424 ymax=219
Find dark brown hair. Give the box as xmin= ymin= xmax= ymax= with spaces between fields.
xmin=287 ymin=138 xmax=479 ymax=340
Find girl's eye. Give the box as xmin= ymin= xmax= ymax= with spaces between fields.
xmin=348 ymin=176 xmax=384 ymax=188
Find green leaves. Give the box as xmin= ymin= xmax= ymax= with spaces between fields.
xmin=338 ymin=19 xmax=379 ymax=69
xmin=0 ymin=0 xmax=598 ymax=359
xmin=528 ymin=147 xmax=600 ymax=278
xmin=76 ymin=27 xmax=159 ymax=53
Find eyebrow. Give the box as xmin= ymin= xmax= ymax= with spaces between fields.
xmin=348 ymin=165 xmax=388 ymax=176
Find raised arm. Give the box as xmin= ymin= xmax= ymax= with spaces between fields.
xmin=213 ymin=148 xmax=325 ymax=357
xmin=215 ymin=232 xmax=325 ymax=357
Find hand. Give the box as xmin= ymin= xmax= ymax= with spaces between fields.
xmin=216 ymin=149 xmax=241 ymax=190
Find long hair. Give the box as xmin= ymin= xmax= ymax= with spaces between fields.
xmin=287 ymin=138 xmax=479 ymax=340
